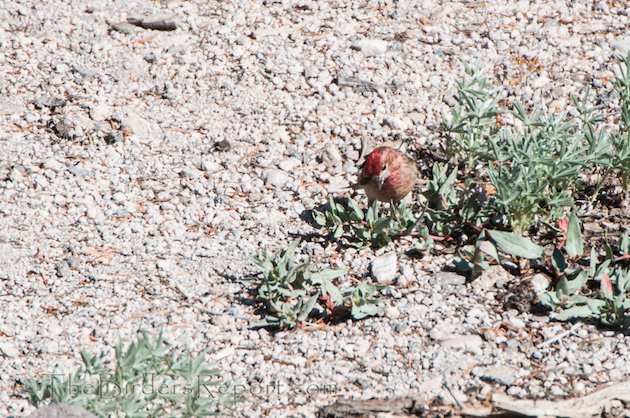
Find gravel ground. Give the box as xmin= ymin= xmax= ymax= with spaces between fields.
xmin=1 ymin=0 xmax=630 ymax=416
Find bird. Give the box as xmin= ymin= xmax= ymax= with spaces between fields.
xmin=354 ymin=146 xmax=419 ymax=204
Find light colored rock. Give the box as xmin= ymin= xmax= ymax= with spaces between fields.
xmin=531 ymin=274 xmax=550 ymax=296
xmin=201 ymin=159 xmax=222 ymax=172
xmin=89 ymin=103 xmax=109 ymax=121
xmin=508 ymin=315 xmax=526 ymax=329
xmin=474 ymin=265 xmax=511 ymax=290
xmin=532 ymin=75 xmax=551 ymax=89
xmin=263 ymin=168 xmax=290 ymax=188
xmin=371 ymin=252 xmax=398 ymax=284
xmin=478 ymin=365 xmax=519 ymax=386
xmin=435 ymin=271 xmax=466 ymax=286
xmin=351 ymin=39 xmax=388 ymax=56
xmin=121 ymin=111 xmax=160 ymax=143
xmin=110 ymin=21 xmax=137 ymax=34
xmin=278 ymin=157 xmax=301 ymax=172
xmin=384 ymin=305 xmax=400 ymax=319
xmin=212 ymin=346 xmax=235 ymax=361
xmin=122 ymin=112 xmax=149 ymax=137
xmin=44 ymin=158 xmax=65 ymax=173
xmin=440 ymin=334 xmax=483 ymax=352
xmin=382 ymin=116 xmax=408 ymax=131
xmin=612 ymin=36 xmax=630 ymax=54
xmin=0 ymin=342 xmax=19 ymax=358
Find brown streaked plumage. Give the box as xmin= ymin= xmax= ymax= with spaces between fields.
xmin=355 ymin=146 xmax=419 ymax=203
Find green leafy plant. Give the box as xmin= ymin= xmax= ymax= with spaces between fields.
xmin=313 ymin=196 xmax=429 ymax=250
xmin=541 ymin=215 xmax=630 ymax=328
xmin=611 ymin=53 xmax=630 ymax=191
xmin=439 ymin=55 xmax=630 ymax=235
xmin=453 ymin=229 xmax=543 ymax=277
xmin=247 ymin=240 xmax=383 ymax=329
xmin=346 ymin=282 xmax=384 ymax=319
xmin=424 ymin=163 xmax=491 ymax=235
xmin=452 ymin=231 xmax=497 ymax=277
xmin=21 ymin=331 xmax=236 ymax=417
xmin=440 ymin=64 xmax=504 ymax=169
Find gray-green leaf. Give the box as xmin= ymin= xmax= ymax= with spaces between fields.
xmin=298 ymin=294 xmax=319 ymax=321
xmin=486 ymin=229 xmax=543 ymax=259
xmin=565 ymin=212 xmax=583 ymax=258
xmin=551 ymin=304 xmax=594 ymax=320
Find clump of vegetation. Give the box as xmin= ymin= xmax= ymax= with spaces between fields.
xmin=431 ymin=54 xmax=630 ymax=327
xmin=440 ymin=55 xmax=630 ymax=234
xmin=21 ymin=331 xmax=236 ymax=417
xmin=312 ymin=196 xmax=432 ymax=251
xmin=246 ymin=240 xmax=383 ymax=329
xmin=541 ymin=218 xmax=630 ymax=328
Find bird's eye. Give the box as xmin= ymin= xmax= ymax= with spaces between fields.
xmin=382 ymin=163 xmax=388 ymax=171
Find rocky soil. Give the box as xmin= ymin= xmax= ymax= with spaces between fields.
xmin=0 ymin=0 xmax=629 ymax=416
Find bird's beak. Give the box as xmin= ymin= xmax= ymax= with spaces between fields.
xmin=375 ymin=167 xmax=390 ymax=189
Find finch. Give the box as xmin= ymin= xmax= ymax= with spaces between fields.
xmin=355 ymin=146 xmax=419 ymax=204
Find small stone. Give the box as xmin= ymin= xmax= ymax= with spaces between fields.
xmin=435 ymin=272 xmax=466 ymax=286
xmin=279 ymin=157 xmax=301 ymax=172
xmin=371 ymin=252 xmax=398 ymax=285
xmin=532 ymin=75 xmax=551 ymax=89
xmin=0 ymin=342 xmax=20 ymax=358
xmin=55 ymin=260 xmax=71 ymax=278
xmin=144 ymin=52 xmax=157 ymax=63
xmin=90 ymin=104 xmax=109 ymax=122
xmin=429 ymin=322 xmax=458 ymax=341
xmin=121 ymin=112 xmax=150 ymax=138
xmin=213 ymin=139 xmax=231 ymax=152
xmin=583 ymin=222 xmax=603 ymax=234
xmin=382 ymin=116 xmax=408 ymax=131
xmin=25 ymin=112 xmax=38 ymax=123
xmin=104 ymin=131 xmax=123 ymax=144
xmin=44 ymin=158 xmax=65 ymax=172
xmin=549 ymin=98 xmax=567 ymax=113
xmin=384 ymin=306 xmax=401 ymax=319
xmin=474 ymin=265 xmax=511 ymax=290
xmin=201 ymin=159 xmax=222 ymax=172
xmin=440 ymin=334 xmax=483 ymax=352
xmin=127 ymin=15 xmax=177 ymax=31
xmin=531 ymin=274 xmax=550 ymax=296
xmin=353 ymin=339 xmax=370 ymax=357
xmin=51 ymin=117 xmax=74 ymax=138
xmin=110 ymin=22 xmax=137 ymax=34
xmin=612 ymin=36 xmax=630 ymax=54
xmin=212 ymin=346 xmax=235 ymax=361
xmin=35 ymin=96 xmax=67 ymax=110
xmin=350 ymin=39 xmax=388 ymax=56
xmin=508 ymin=316 xmax=526 ymax=329
xmin=479 ymin=366 xmax=518 ymax=386
xmin=263 ymin=168 xmax=290 ymax=188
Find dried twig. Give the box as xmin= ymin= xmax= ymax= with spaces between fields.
xmin=536 ymin=323 xmax=581 ymax=348
xmin=127 ymin=17 xmax=177 ymax=31
xmin=492 ymin=381 xmax=630 ymax=418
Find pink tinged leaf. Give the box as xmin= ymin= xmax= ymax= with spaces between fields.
xmin=600 ymin=273 xmax=613 ymax=299
xmin=557 ymin=218 xmax=569 ymax=248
